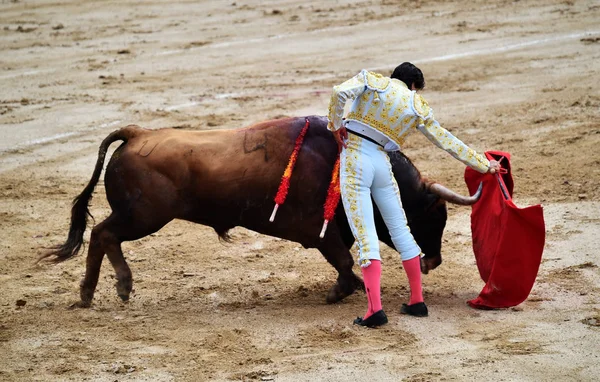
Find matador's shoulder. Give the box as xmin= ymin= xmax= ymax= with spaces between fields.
xmin=412 ymin=93 xmax=432 ymax=119
xmin=363 ymin=70 xmax=391 ymax=92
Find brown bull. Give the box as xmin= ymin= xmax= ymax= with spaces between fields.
xmin=43 ymin=116 xmax=481 ymax=307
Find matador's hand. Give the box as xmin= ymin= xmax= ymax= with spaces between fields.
xmin=488 ymin=160 xmax=501 ymax=174
xmin=333 ymin=126 xmax=348 ymax=153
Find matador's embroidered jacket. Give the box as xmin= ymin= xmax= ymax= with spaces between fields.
xmin=327 ymin=69 xmax=490 ymax=173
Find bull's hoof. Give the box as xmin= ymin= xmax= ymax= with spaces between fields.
xmin=326 ymin=283 xmax=355 ymax=304
xmin=326 ymin=286 xmax=343 ymax=304
xmin=80 ymin=288 xmax=95 ymax=307
xmin=326 ymin=273 xmax=364 ymax=303
xmin=115 ymin=278 xmax=132 ymax=301
xmin=69 ymin=300 xmax=91 ymax=309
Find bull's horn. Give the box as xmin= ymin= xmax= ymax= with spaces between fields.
xmin=428 ymin=182 xmax=483 ymax=205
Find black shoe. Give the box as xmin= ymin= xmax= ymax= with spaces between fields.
xmin=353 ymin=310 xmax=388 ymax=328
xmin=400 ymin=302 xmax=428 ymax=317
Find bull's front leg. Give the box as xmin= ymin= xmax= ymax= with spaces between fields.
xmin=317 ymin=235 xmax=364 ymax=303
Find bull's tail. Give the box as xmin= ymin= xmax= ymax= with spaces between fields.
xmin=39 ymin=125 xmax=142 ymax=263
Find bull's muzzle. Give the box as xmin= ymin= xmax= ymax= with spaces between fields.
xmin=420 ymin=256 xmax=442 ymax=274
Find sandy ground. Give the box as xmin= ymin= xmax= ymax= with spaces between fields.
xmin=1 ymin=0 xmax=599 ymax=381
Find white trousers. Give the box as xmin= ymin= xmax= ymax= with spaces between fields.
xmin=340 ymin=133 xmax=422 ymax=267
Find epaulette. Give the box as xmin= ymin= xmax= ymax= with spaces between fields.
xmin=412 ymin=93 xmax=432 ymax=119
xmin=363 ymin=70 xmax=391 ymax=92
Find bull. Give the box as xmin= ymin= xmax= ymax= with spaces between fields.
xmin=42 ymin=116 xmax=481 ymax=307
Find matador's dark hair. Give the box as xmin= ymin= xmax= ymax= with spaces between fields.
xmin=391 ymin=62 xmax=425 ymax=90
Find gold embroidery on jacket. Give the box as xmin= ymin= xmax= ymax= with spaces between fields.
xmin=328 ymin=70 xmax=490 ymax=172
xmin=340 ymin=136 xmax=372 ymax=265
xmin=412 ymin=93 xmax=431 ymax=118
xmin=365 ymin=71 xmax=390 ymax=91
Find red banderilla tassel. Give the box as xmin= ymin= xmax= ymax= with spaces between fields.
xmin=270 ymin=118 xmax=310 ymax=222
xmin=320 ymin=156 xmax=341 ymax=238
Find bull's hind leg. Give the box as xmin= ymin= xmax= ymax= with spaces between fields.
xmin=78 ymin=224 xmax=107 ymax=307
xmin=80 ymin=213 xmax=169 ymax=305
xmin=318 ymin=234 xmax=363 ymax=304
xmin=100 ymin=220 xmax=134 ymax=303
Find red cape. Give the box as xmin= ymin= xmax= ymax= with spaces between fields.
xmin=464 ymin=151 xmax=545 ymax=309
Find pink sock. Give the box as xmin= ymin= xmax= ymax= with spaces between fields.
xmin=402 ymin=256 xmax=424 ymax=305
xmin=361 ymin=260 xmax=382 ymax=319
